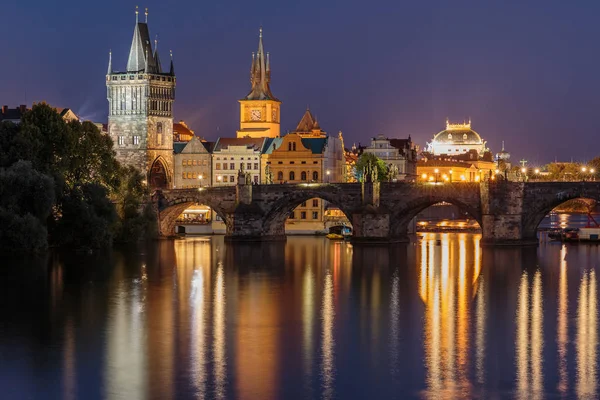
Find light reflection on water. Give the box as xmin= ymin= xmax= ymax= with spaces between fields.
xmin=1 ymin=233 xmax=600 ymax=399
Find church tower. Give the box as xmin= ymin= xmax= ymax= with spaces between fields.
xmin=237 ymin=28 xmax=281 ymax=139
xmin=106 ymin=7 xmax=176 ymax=189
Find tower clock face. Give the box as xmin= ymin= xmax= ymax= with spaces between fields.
xmin=250 ymin=109 xmax=262 ymax=121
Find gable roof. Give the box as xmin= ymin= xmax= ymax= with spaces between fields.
xmin=213 ymin=137 xmax=267 ymax=152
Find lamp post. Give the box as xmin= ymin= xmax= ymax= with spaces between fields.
xmin=534 ymin=168 xmax=539 ymax=181
xmin=591 ymin=168 xmax=596 ymax=182
xmin=582 ymin=166 xmax=587 ymax=181
xmin=449 ymin=169 xmax=453 ymax=182
xmin=217 ymin=175 xmax=222 ymax=185
xmin=198 ymin=174 xmax=203 ymax=188
xmin=434 ymin=168 xmax=439 ymax=183
xmin=326 ymin=170 xmax=330 ymax=183
xmin=521 ymin=167 xmax=527 ymax=182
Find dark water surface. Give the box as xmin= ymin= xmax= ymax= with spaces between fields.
xmin=1 ymin=233 xmax=599 ymax=400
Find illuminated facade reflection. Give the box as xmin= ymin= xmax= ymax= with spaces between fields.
xmin=321 ymin=269 xmax=335 ymax=400
xmin=577 ymin=269 xmax=597 ymax=399
xmin=419 ymin=233 xmax=483 ymax=398
xmin=515 ymin=270 xmax=544 ymax=400
xmin=557 ymin=245 xmax=568 ymax=395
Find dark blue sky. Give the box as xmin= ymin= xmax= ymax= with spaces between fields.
xmin=1 ymin=0 xmax=599 ymax=164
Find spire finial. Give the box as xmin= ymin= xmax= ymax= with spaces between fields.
xmin=135 ymin=5 xmax=139 ymax=23
xmin=107 ymin=49 xmax=112 ymax=75
xmin=502 ymin=140 xmax=505 ymax=151
xmin=154 ymin=34 xmax=158 ymax=50
xmin=259 ymin=26 xmax=263 ymax=38
xmin=145 ymin=7 xmax=148 ymax=23
xmin=144 ymin=48 xmax=149 ymax=73
xmin=266 ymin=51 xmax=270 ymax=71
xmin=170 ymin=49 xmax=173 ymax=60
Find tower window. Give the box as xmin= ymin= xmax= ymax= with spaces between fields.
xmin=133 ymin=135 xmax=140 ymax=145
xmin=313 ymin=171 xmax=318 ymax=181
xmin=117 ymin=136 xmax=124 ymax=146
xmin=312 ymin=199 xmax=319 ymax=207
xmin=289 ymin=171 xmax=295 ymax=181
xmin=157 ymin=122 xmax=163 ymax=133
xmin=277 ymin=171 xmax=283 ymax=181
xmin=301 ymin=171 xmax=307 ymax=181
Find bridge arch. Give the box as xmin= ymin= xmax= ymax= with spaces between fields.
xmin=389 ymin=195 xmax=483 ymax=239
xmin=521 ymin=186 xmax=600 ymax=239
xmin=155 ymin=191 xmax=231 ymax=236
xmin=261 ymin=186 xmax=358 ymax=236
xmin=149 ymin=156 xmax=171 ymax=190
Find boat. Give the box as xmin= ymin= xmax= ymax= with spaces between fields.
xmin=554 ymin=213 xmax=600 ymax=243
xmin=326 ymin=233 xmax=344 ymax=240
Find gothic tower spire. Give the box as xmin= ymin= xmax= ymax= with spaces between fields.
xmin=107 ymin=49 xmax=112 ymax=75
xmin=245 ymin=27 xmax=278 ymax=101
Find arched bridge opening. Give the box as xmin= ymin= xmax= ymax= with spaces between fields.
xmin=521 ymin=184 xmax=600 ymax=239
xmin=260 ymin=186 xmax=359 ymax=238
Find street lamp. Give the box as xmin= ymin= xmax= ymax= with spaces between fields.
xmin=591 ymin=168 xmax=596 ymax=181
xmin=198 ymin=174 xmax=203 ymax=187
xmin=217 ymin=175 xmax=222 ymax=185
xmin=534 ymin=168 xmax=539 ymax=181
xmin=449 ymin=170 xmax=453 ymax=182
xmin=326 ymin=170 xmax=331 ymax=183
xmin=521 ymin=167 xmax=527 ymax=182
xmin=421 ymin=173 xmax=428 ymax=181
xmin=434 ymin=168 xmax=439 ymax=183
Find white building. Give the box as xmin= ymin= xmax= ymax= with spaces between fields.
xmin=425 ymin=119 xmax=487 ymax=157
xmin=211 ymin=137 xmax=267 ymax=185
xmin=362 ymin=134 xmax=418 ymax=181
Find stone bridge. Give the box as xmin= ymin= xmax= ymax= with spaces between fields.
xmin=154 ymin=180 xmax=600 ymax=245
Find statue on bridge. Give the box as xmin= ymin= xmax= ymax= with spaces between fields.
xmin=364 ymin=162 xmax=378 ymax=183
xmin=238 ymin=163 xmax=252 ymax=185
xmin=265 ymin=164 xmax=273 ymax=184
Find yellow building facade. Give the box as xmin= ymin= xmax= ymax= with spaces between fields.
xmin=236 ymin=28 xmax=281 ymax=139
xmin=417 ymin=159 xmax=496 ymax=183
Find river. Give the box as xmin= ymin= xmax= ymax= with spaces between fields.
xmin=0 ymin=231 xmax=599 ymax=399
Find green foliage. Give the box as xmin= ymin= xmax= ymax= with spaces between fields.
xmin=0 ymin=209 xmax=49 ymax=253
xmin=52 ymin=184 xmax=117 ymax=250
xmin=354 ymin=153 xmax=388 ymax=182
xmin=0 ymin=104 xmax=152 ymax=253
xmin=113 ymin=166 xmax=157 ymax=243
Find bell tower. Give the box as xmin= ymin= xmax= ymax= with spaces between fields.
xmin=237 ymin=27 xmax=281 ymax=139
xmin=106 ymin=7 xmax=176 ymax=189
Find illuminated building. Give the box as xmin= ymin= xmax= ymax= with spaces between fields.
xmin=261 ymin=109 xmax=346 ymax=232
xmin=419 ymin=119 xmax=496 ymax=182
xmin=236 ymin=28 xmax=281 ymax=139
xmin=211 ymin=137 xmax=267 ymax=186
xmin=173 ymin=120 xmax=195 ymax=142
xmin=362 ymin=134 xmax=418 ymax=181
xmin=173 ymin=137 xmax=213 ymax=189
xmin=106 ymin=8 xmax=176 ymax=189
xmin=425 ymin=119 xmax=487 ymax=157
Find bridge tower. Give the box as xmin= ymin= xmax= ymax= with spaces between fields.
xmin=106 ymin=7 xmax=176 ymax=189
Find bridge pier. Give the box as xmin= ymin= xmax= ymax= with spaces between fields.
xmin=480 ymin=181 xmax=538 ymax=246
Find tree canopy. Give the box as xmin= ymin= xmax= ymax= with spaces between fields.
xmin=354 ymin=153 xmax=388 ymax=182
xmin=0 ymin=103 xmax=155 ymax=253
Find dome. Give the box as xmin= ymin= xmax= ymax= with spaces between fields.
xmin=432 ymin=123 xmax=483 ymax=145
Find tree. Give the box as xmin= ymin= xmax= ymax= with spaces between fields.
xmin=0 ymin=161 xmax=55 ymax=252
xmin=113 ymin=166 xmax=157 ymax=243
xmin=354 ymin=153 xmax=388 ymax=182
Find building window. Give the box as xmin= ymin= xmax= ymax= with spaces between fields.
xmin=254 ymin=163 xmax=259 ymax=170
xmin=448 ymin=133 xmax=452 ymax=139
xmin=118 ymin=136 xmax=124 ymax=146
xmin=187 ymin=172 xmax=193 ymax=179
xmin=230 ymin=163 xmax=235 ymax=170
xmin=288 ymin=142 xmax=297 ymax=151
xmin=301 ymin=211 xmax=306 ymax=219
xmin=313 ymin=161 xmax=318 ymax=164
xmin=301 ymin=171 xmax=307 ymax=181
xmin=133 ymin=135 xmax=140 ymax=145
xmin=312 ymin=199 xmax=319 ymax=207
xmin=230 ymin=175 xmax=235 ymax=183
xmin=157 ymin=133 xmax=162 ymax=146
xmin=202 ymin=160 xmax=207 ymax=166
xmin=247 ymin=163 xmax=252 ymax=170
xmin=223 ymin=176 xmax=228 ymax=183
xmin=289 ymin=211 xmax=295 ymax=219
xmin=182 ymin=172 xmax=186 ymax=179
xmin=312 ymin=171 xmax=318 ymax=181
xmin=301 ymin=202 xmax=307 ymax=207
xmin=223 ymin=163 xmax=228 ymax=170
xmin=312 ymin=211 xmax=319 ymax=219
xmin=216 ymin=163 xmax=221 ymax=170
xmin=278 ymin=161 xmax=283 ymax=164
xmin=192 ymin=160 xmax=197 ymax=166
xmin=277 ymin=171 xmax=283 ymax=181
xmin=254 ymin=175 xmax=258 ymax=183
xmin=290 ymin=161 xmax=295 ymax=164
xmin=463 ymin=133 xmax=468 ymax=140
xmin=157 ymin=122 xmax=163 ymax=133
xmin=301 ymin=161 xmax=306 ymax=164
xmin=289 ymin=171 xmax=295 ymax=181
